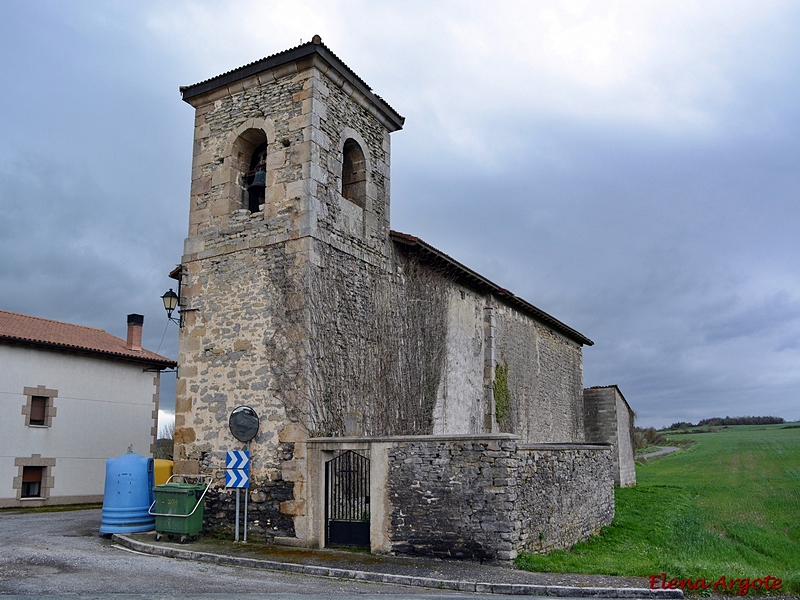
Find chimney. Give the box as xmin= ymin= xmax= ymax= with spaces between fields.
xmin=126 ymin=314 xmax=144 ymax=351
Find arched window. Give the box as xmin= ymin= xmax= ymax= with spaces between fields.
xmin=244 ymin=141 xmax=267 ymax=212
xmin=342 ymin=139 xmax=366 ymax=208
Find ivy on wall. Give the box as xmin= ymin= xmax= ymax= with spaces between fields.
xmin=304 ymin=246 xmax=449 ymax=437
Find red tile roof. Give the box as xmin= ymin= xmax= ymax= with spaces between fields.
xmin=0 ymin=310 xmax=176 ymax=368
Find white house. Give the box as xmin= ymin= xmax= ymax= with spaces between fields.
xmin=0 ymin=310 xmax=176 ymax=508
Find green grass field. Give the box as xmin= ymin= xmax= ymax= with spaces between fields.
xmin=516 ymin=424 xmax=800 ymax=594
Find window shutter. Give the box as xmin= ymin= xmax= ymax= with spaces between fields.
xmin=22 ymin=466 xmax=43 ymax=483
xmin=30 ymin=397 xmax=46 ymax=425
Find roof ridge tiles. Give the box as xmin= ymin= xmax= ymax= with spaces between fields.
xmin=0 ymin=309 xmax=176 ymax=368
xmin=0 ymin=309 xmax=107 ymax=333
xmin=180 ymin=37 xmax=370 ymax=94
xmin=179 ymin=36 xmax=404 ymax=130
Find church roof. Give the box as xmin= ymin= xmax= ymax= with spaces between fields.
xmin=390 ymin=231 xmax=594 ymax=347
xmin=0 ymin=310 xmax=176 ymax=368
xmin=180 ymin=35 xmax=404 ymax=132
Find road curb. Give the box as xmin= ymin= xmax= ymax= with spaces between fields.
xmin=113 ymin=534 xmax=683 ymax=598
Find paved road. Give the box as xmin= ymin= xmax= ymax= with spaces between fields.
xmin=0 ymin=508 xmax=520 ymax=600
xmin=636 ymin=446 xmax=680 ymax=460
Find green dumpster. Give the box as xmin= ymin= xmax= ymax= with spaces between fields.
xmin=151 ymin=482 xmax=207 ymax=542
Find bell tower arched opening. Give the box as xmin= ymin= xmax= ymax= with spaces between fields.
xmin=342 ymin=139 xmax=366 ymax=209
xmin=232 ymin=129 xmax=268 ymax=213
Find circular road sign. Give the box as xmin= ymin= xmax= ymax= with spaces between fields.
xmin=229 ymin=406 xmax=259 ymax=442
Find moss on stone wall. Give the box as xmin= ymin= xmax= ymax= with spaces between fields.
xmin=494 ymin=358 xmax=510 ymax=424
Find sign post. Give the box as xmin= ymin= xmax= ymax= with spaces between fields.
xmin=225 ymin=450 xmax=250 ymax=541
xmin=227 ymin=406 xmax=259 ymax=542
xmin=245 ymin=441 xmax=250 ymax=541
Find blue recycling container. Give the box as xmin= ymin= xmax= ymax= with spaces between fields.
xmin=99 ymin=452 xmax=155 ymax=534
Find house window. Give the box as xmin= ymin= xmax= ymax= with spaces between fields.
xmin=22 ymin=385 xmax=57 ymax=427
xmin=342 ymin=139 xmax=366 ymax=208
xmin=30 ymin=396 xmax=47 ymax=426
xmin=14 ymin=455 xmax=55 ymax=502
xmin=21 ymin=467 xmax=43 ymax=498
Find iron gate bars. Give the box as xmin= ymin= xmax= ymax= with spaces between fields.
xmin=325 ymin=450 xmax=370 ymax=547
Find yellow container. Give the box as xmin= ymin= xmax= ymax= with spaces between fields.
xmin=153 ymin=459 xmax=173 ymax=486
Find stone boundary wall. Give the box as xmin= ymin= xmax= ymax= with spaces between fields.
xmin=584 ymin=386 xmax=637 ymax=487
xmin=387 ymin=435 xmax=518 ymax=560
xmin=515 ymin=443 xmax=614 ymax=552
xmin=383 ymin=435 xmax=613 ymax=560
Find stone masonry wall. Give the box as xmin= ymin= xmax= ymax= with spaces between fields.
xmin=204 ymin=476 xmax=296 ymax=540
xmin=494 ymin=302 xmax=585 ymax=443
xmin=177 ymin=55 xmax=402 ymax=542
xmin=515 ymin=444 xmax=614 ymax=552
xmin=584 ymin=386 xmax=636 ymax=487
xmin=176 ymin=245 xmax=303 ymax=541
xmin=176 ymin=60 xmax=316 ymax=470
xmin=304 ymin=243 xmax=449 ymax=437
xmin=385 ymin=436 xmax=613 ymax=561
xmin=615 ymin=394 xmax=636 ymax=487
xmin=387 ymin=436 xmax=520 ymax=561
xmin=314 ymin=69 xmax=392 ymax=258
xmin=583 ymin=387 xmax=612 ymax=444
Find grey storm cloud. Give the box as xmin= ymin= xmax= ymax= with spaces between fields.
xmin=1 ymin=0 xmax=798 ymax=427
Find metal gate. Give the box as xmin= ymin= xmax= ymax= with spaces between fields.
xmin=325 ymin=450 xmax=370 ymax=548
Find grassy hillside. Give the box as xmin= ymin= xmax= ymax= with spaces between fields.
xmin=516 ymin=424 xmax=800 ymax=594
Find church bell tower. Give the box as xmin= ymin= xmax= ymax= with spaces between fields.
xmin=172 ymin=36 xmax=404 ymax=541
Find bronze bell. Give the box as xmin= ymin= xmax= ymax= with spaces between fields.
xmin=248 ymin=169 xmax=266 ymax=190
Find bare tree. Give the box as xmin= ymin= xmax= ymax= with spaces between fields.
xmin=156 ymin=421 xmax=174 ymax=460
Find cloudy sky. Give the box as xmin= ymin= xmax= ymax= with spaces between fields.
xmin=1 ymin=1 xmax=798 ymax=429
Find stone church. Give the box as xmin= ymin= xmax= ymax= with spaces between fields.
xmin=172 ymin=36 xmax=634 ymax=560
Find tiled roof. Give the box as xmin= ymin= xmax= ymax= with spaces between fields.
xmin=0 ymin=310 xmax=176 ymax=368
xmin=390 ymin=231 xmax=593 ymax=347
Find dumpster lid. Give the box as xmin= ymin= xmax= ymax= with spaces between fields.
xmin=155 ymin=482 xmax=205 ymax=491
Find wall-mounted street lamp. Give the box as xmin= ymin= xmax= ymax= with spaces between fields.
xmin=161 ymin=288 xmax=180 ymax=325
xmin=162 ymin=264 xmax=185 ymax=328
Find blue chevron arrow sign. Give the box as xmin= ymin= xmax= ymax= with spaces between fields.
xmin=225 ymin=468 xmax=249 ymax=488
xmin=226 ymin=450 xmax=250 ymax=470
xmin=225 ymin=450 xmax=250 ymax=488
